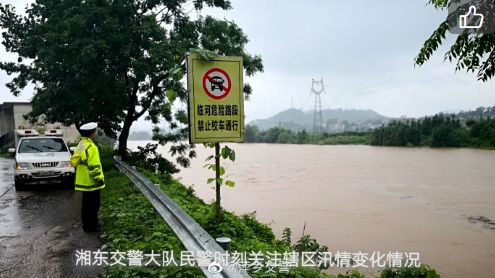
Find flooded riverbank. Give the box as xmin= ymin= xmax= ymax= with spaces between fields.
xmin=129 ymin=142 xmax=495 ymax=277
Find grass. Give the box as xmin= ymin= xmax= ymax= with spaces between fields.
xmin=317 ymin=134 xmax=372 ymax=145
xmin=98 ymin=148 xmax=440 ymax=278
xmin=100 ymin=166 xmax=333 ymax=277
xmin=100 ymin=169 xmax=204 ymax=277
xmin=99 ymin=147 xmax=332 ymax=277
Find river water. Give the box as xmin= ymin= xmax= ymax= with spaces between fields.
xmin=128 ymin=142 xmax=495 ymax=278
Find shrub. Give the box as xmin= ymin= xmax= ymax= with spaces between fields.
xmin=125 ymin=143 xmax=178 ymax=175
xmin=380 ymin=265 xmax=440 ymax=278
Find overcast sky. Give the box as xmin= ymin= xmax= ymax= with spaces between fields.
xmin=1 ymin=0 xmax=494 ymax=132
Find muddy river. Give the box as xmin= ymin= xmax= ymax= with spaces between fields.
xmin=129 ymin=142 xmax=495 ymax=277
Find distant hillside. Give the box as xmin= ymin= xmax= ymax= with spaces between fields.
xmin=249 ymin=108 xmax=389 ymax=132
xmin=128 ymin=131 xmax=152 ymax=141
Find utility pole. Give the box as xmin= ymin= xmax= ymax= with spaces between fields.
xmin=311 ymin=78 xmax=325 ymax=134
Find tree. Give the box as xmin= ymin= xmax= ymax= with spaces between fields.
xmin=431 ymin=124 xmax=455 ymax=147
xmin=277 ymin=131 xmax=292 ymax=144
xmin=0 ymin=0 xmax=263 ymax=158
xmin=296 ymin=130 xmax=308 ymax=144
xmin=244 ymin=125 xmax=258 ymax=142
xmin=415 ymin=0 xmax=494 ymax=81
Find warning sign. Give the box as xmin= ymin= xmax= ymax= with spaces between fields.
xmin=203 ymin=68 xmax=232 ymax=100
xmin=187 ymin=54 xmax=244 ymax=144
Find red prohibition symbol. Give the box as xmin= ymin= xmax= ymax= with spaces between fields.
xmin=202 ymin=68 xmax=232 ymax=100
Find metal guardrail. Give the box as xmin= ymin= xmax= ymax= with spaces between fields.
xmin=114 ymin=156 xmax=251 ymax=278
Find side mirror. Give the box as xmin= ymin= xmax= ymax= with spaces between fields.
xmin=8 ymin=148 xmax=15 ymax=153
xmin=70 ymin=147 xmax=76 ymax=152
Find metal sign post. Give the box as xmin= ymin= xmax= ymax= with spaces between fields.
xmin=215 ymin=142 xmax=221 ymax=218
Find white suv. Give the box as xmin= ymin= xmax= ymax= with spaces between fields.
xmin=9 ymin=131 xmax=75 ymax=190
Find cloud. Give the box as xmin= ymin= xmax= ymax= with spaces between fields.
xmin=1 ymin=0 xmax=494 ymax=128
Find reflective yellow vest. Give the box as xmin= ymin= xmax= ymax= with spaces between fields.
xmin=70 ymin=137 xmax=105 ymax=191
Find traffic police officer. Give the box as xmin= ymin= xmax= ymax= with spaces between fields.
xmin=70 ymin=122 xmax=105 ymax=232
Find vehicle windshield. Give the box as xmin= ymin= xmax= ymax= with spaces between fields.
xmin=18 ymin=138 xmax=68 ymax=153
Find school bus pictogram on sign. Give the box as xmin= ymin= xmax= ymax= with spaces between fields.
xmin=187 ymin=54 xmax=244 ymax=144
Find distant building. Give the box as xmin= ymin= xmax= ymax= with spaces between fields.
xmin=0 ymin=102 xmax=79 ymax=151
xmin=0 ymin=102 xmax=31 ymax=135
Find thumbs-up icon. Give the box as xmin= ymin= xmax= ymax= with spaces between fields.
xmin=448 ymin=0 xmax=494 ymax=34
xmin=459 ymin=5 xmax=484 ymax=29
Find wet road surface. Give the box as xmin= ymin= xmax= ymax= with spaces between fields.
xmin=0 ymin=157 xmax=103 ymax=278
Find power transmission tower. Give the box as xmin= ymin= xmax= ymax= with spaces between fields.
xmin=311 ymin=78 xmax=325 ymax=134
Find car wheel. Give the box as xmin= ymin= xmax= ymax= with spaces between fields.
xmin=63 ymin=177 xmax=75 ymax=190
xmin=14 ymin=181 xmax=26 ymax=191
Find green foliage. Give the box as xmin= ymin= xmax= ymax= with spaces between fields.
xmin=0 ymin=0 xmax=263 ymax=155
xmin=240 ymin=212 xmax=276 ymax=243
xmin=282 ymin=228 xmax=292 ymax=247
xmin=334 ymin=270 xmax=366 ymax=278
xmin=100 ymin=145 xmax=332 ymax=276
xmin=203 ymin=144 xmax=236 ymax=188
xmin=245 ymin=125 xmax=260 ymax=142
xmin=469 ymin=119 xmax=495 ymax=148
xmin=245 ymin=125 xmax=372 ymax=145
xmin=139 ymin=168 xmax=333 ymax=277
xmin=415 ymin=20 xmax=449 ymax=68
xmin=101 ymin=169 xmax=203 ymax=277
xmin=100 ymin=148 xmax=439 ymax=277
xmin=415 ymin=1 xmax=495 ymax=81
xmin=151 ymin=127 xmax=197 ymax=169
xmin=125 ymin=143 xmax=179 ymax=178
xmin=98 ymin=145 xmax=116 ymax=171
xmin=371 ymin=114 xmax=495 ymax=149
xmin=318 ymin=133 xmax=372 ymax=145
xmin=431 ymin=124 xmax=457 ymax=147
xmin=190 ymin=48 xmax=220 ymax=61
xmin=380 ymin=265 xmax=440 ymax=278
xmin=292 ymin=235 xmax=328 ymax=253
xmin=247 ymin=111 xmax=495 ymax=150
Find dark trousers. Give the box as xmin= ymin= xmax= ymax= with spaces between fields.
xmin=81 ymin=190 xmax=101 ymax=231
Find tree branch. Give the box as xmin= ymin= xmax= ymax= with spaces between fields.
xmin=132 ymin=77 xmax=163 ymax=121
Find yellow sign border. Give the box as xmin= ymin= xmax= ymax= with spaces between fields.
xmin=187 ymin=54 xmax=244 ymax=144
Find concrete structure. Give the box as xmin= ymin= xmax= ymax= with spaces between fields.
xmin=0 ymin=102 xmax=79 ymax=151
xmin=0 ymin=102 xmax=31 ymax=134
